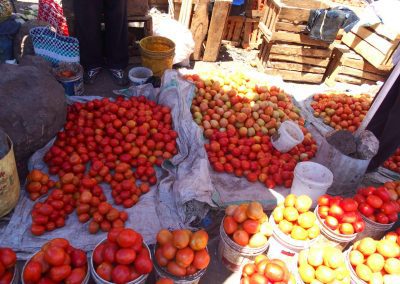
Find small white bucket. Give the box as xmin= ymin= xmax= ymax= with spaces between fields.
xmin=271 ymin=120 xmax=304 ymax=153
xmin=218 ymin=219 xmax=269 ymax=272
xmin=152 ymin=246 xmax=207 ymax=284
xmin=290 ymin=162 xmax=333 ymax=207
xmin=314 ymin=206 xmax=357 ymax=250
xmin=266 ymin=217 xmax=318 ymax=271
xmin=352 ymin=214 xmax=394 ymax=243
xmin=90 ymin=238 xmax=150 ymax=284
xmin=128 ymin=67 xmax=153 ymax=86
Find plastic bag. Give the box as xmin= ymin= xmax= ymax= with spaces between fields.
xmin=152 ymin=15 xmax=195 ymax=66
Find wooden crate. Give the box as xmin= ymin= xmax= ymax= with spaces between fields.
xmin=324 ymin=47 xmax=390 ymax=86
xmin=258 ymin=35 xmax=332 ymax=83
xmin=241 ymin=18 xmax=262 ymax=49
xmin=328 ymin=0 xmax=366 ymax=7
xmin=342 ymin=23 xmax=400 ymax=70
xmin=259 ymin=0 xmax=329 ymax=42
xmin=245 ymin=0 xmax=267 ymax=18
xmin=222 ymin=16 xmax=245 ymax=46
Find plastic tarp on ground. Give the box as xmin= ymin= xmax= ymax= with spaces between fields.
xmin=0 ymin=70 xmax=214 ymax=258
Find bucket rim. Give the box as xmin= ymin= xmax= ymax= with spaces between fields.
xmin=139 ymin=36 xmax=175 ymax=53
xmin=315 ymin=206 xmax=358 ymax=240
xmin=152 ymin=245 xmax=207 ymax=282
xmin=53 ymin=63 xmax=84 ymax=82
xmin=90 ymin=238 xmax=151 ymax=284
xmin=279 ymin=120 xmax=304 ymax=143
xmin=360 ymin=213 xmax=395 ymax=228
xmin=293 ymin=161 xmax=334 ymax=187
xmin=219 ymin=217 xmax=270 ymax=254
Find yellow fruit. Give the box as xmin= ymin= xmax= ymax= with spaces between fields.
xmin=356 ymin=263 xmax=373 ymax=282
xmin=295 ymin=195 xmax=313 ymax=213
xmin=353 ymin=240 xmax=360 ymax=250
xmin=335 ymin=265 xmax=349 ymax=280
xmin=291 ymin=225 xmax=308 ymax=240
xmin=323 ymin=247 xmax=344 ymax=269
xmin=384 ymin=258 xmax=400 ymax=275
xmin=377 ymin=239 xmax=400 ymax=258
xmin=278 ymin=219 xmax=293 ymax=234
xmin=298 ymin=249 xmax=309 ymax=267
xmin=273 ymin=207 xmax=284 ymax=223
xmin=307 ymin=224 xmax=320 ymax=239
xmin=369 ymin=272 xmax=384 ymax=284
xmin=299 ymin=264 xmax=315 ymax=283
xmin=349 ymin=250 xmax=364 ymax=266
xmin=308 ymin=247 xmax=324 ymax=267
xmin=315 ymin=265 xmax=335 ymax=283
xmin=284 ymin=207 xmax=299 ymax=222
xmin=284 ymin=194 xmax=296 ymax=207
xmin=248 ymin=233 xmax=268 ymax=248
xmin=383 ymin=274 xmax=400 ymax=284
xmin=259 ymin=221 xmax=273 ymax=237
xmin=358 ymin=238 xmax=377 ymax=256
xmin=288 ymin=274 xmax=296 ymax=284
xmin=366 ymin=253 xmax=385 ymax=273
xmin=310 ymin=280 xmax=323 ymax=284
xmin=298 ymin=212 xmax=316 ymax=229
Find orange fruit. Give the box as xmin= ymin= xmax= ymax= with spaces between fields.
xmin=172 ymin=230 xmax=190 ymax=249
xmin=233 ymin=230 xmax=249 ymax=246
xmin=189 ymin=230 xmax=208 ymax=251
xmin=283 ymin=207 xmax=299 ymax=222
xmin=295 ymin=195 xmax=313 ymax=213
xmin=246 ymin=202 xmax=264 ymax=220
xmin=157 ymin=229 xmax=173 ymax=246
xmin=366 ymin=253 xmax=385 ymax=273
xmin=233 ymin=204 xmax=248 ymax=223
xmin=29 ymin=169 xmax=43 ymax=182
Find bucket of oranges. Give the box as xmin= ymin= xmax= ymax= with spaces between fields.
xmin=218 ymin=201 xmax=272 ymax=272
xmin=267 ymin=194 xmax=320 ymax=269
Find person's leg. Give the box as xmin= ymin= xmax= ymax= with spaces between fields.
xmin=73 ymin=0 xmax=103 ymax=70
xmin=104 ymin=0 xmax=129 ymax=70
xmin=367 ymin=74 xmax=400 ymax=170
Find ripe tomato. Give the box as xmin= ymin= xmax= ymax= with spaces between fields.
xmin=44 ymin=246 xmax=66 ymax=266
xmin=96 ymin=262 xmax=113 ymax=281
xmin=65 ymin=267 xmax=86 ymax=284
xmin=325 ymin=216 xmax=339 ymax=230
xmin=366 ymin=195 xmax=383 ymax=209
xmin=317 ymin=195 xmax=330 ymax=206
xmin=162 ymin=243 xmax=177 ymax=260
xmin=23 ymin=261 xmax=42 ymax=283
xmin=172 ymin=230 xmax=190 ymax=249
xmin=115 ymin=248 xmax=136 ymax=265
xmin=103 ymin=242 xmax=118 ymax=263
xmin=353 ymin=221 xmax=365 ymax=233
xmin=375 ymin=213 xmax=389 ymax=224
xmin=133 ymin=253 xmax=153 ymax=274
xmin=243 ymin=219 xmax=260 ymax=235
xmin=233 ymin=230 xmax=249 ymax=246
xmin=223 ymin=216 xmax=238 ymax=235
xmin=93 ymin=243 xmax=105 ymax=265
xmin=167 ymin=261 xmax=186 ymax=277
xmin=358 ymin=203 xmax=374 ymax=217
xmin=189 ymin=230 xmax=208 ymax=251
xmin=157 ymin=229 xmax=173 ymax=246
xmin=49 ymin=265 xmax=72 ymax=282
xmin=0 ymin=248 xmax=16 ymax=269
xmin=117 ymin=229 xmax=140 ymax=248
xmin=155 ymin=248 xmax=169 ymax=266
xmin=340 ymin=198 xmax=358 ymax=212
xmin=176 ymin=247 xmax=195 ymax=268
xmin=111 ymin=265 xmax=130 ymax=284
xmin=192 ymin=249 xmax=210 ymax=270
xmin=70 ymin=249 xmax=87 ymax=268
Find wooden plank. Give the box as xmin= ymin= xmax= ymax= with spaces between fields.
xmin=232 ymin=18 xmax=245 ymax=42
xmin=190 ymin=0 xmax=210 ymax=60
xmin=271 ymin=31 xmax=330 ymax=48
xmin=352 ymin=26 xmax=395 ymax=55
xmin=324 ymin=47 xmax=345 ymax=86
xmin=342 ymin=57 xmax=389 ymax=75
xmin=279 ymin=6 xmax=311 ymax=23
xmin=342 ymin=32 xmax=389 ymax=69
xmin=335 ymin=74 xmax=376 ymax=85
xmin=281 ymin=0 xmax=329 ymax=9
xmin=340 ymin=66 xmax=387 ymax=82
xmin=268 ymin=61 xmax=326 ymax=73
xmin=269 ymin=53 xmax=330 ymax=67
xmin=270 ymin=44 xmax=331 ymax=58
xmin=179 ymin=0 xmax=194 ymax=28
xmin=367 ymin=23 xmax=400 ymax=41
xmin=221 ymin=40 xmax=241 ymax=46
xmin=203 ymin=0 xmax=232 ymax=62
xmin=265 ymin=68 xmax=323 ymax=83
xmin=275 ymin=22 xmax=306 ymax=33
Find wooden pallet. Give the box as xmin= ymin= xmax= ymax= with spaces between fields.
xmin=245 ymin=0 xmax=267 ymax=18
xmin=258 ymin=35 xmax=332 ymax=83
xmin=328 ymin=0 xmax=366 ymax=7
xmin=222 ymin=16 xmax=245 ymax=46
xmin=241 ymin=18 xmax=262 ymax=49
xmin=324 ymin=46 xmax=390 ymax=86
xmin=342 ymin=23 xmax=400 ymax=70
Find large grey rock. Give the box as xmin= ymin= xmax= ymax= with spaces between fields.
xmin=0 ymin=56 xmax=66 ymax=176
xmin=356 ymin=130 xmax=379 ymax=160
xmin=326 ymin=130 xmax=356 ymax=156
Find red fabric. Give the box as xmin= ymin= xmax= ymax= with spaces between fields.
xmin=38 ymin=0 xmax=69 ymax=36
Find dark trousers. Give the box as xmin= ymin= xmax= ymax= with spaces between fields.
xmin=367 ymin=73 xmax=400 ymax=170
xmin=73 ymin=0 xmax=129 ymax=70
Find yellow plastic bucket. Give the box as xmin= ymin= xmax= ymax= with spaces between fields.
xmin=139 ymin=36 xmax=175 ymax=77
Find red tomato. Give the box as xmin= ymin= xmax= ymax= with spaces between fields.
xmin=93 ymin=243 xmax=105 ymax=265
xmin=23 ymin=261 xmax=42 ymax=283
xmin=65 ymin=268 xmax=86 ymax=284
xmin=115 ymin=249 xmax=136 ymax=265
xmin=70 ymin=249 xmax=87 ymax=268
xmin=0 ymin=248 xmax=16 ymax=269
xmin=49 ymin=265 xmax=72 ymax=282
xmin=44 ymin=246 xmax=66 ymax=266
xmin=353 ymin=221 xmax=365 ymax=233
xmin=375 ymin=213 xmax=390 ymax=224
xmin=317 ymin=195 xmax=331 ymax=206
xmin=96 ymin=262 xmax=113 ymax=281
xmin=111 ymin=265 xmax=130 ymax=284
xmin=325 ymin=216 xmax=339 ymax=230
xmin=340 ymin=198 xmax=358 ymax=212
xmin=103 ymin=242 xmax=118 ymax=263
xmin=134 ymin=253 xmax=153 ymax=275
xmin=117 ymin=229 xmax=140 ymax=248
xmin=328 ymin=204 xmax=344 ymax=220
xmin=358 ymin=202 xmax=374 ymax=217
xmin=366 ymin=195 xmax=383 ymax=209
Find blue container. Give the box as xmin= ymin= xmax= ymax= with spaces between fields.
xmin=53 ymin=63 xmax=84 ymax=96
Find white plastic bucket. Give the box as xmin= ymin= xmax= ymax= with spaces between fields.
xmin=271 ymin=120 xmax=304 ymax=153
xmin=290 ymin=162 xmax=333 ymax=207
xmin=314 ymin=206 xmax=357 ymax=250
xmin=266 ymin=217 xmax=318 ymax=271
xmin=352 ymin=214 xmax=394 ymax=243
xmin=152 ymin=246 xmax=207 ymax=284
xmin=90 ymin=238 xmax=150 ymax=284
xmin=128 ymin=67 xmax=153 ymax=86
xmin=218 ymin=219 xmax=269 ymax=272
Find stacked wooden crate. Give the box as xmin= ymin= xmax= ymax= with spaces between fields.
xmin=324 ymin=46 xmax=390 ymax=86
xmin=222 ymin=16 xmax=246 ymax=47
xmin=257 ymin=0 xmax=337 ymax=83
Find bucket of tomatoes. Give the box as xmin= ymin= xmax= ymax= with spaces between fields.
xmin=22 ymin=238 xmax=89 ymax=284
xmin=90 ymin=228 xmax=152 ymax=284
xmin=0 ymin=247 xmax=17 ymax=284
xmin=153 ymin=229 xmax=210 ymax=283
xmin=219 ymin=201 xmax=272 ymax=272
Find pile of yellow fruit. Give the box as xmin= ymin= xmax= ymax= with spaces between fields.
xmin=349 ymin=237 xmax=400 ymax=283
xmin=272 ymin=194 xmax=320 ymax=241
xmin=298 ymin=245 xmax=351 ymax=283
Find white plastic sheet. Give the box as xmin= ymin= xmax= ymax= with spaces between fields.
xmin=0 ymin=70 xmax=214 ymax=258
